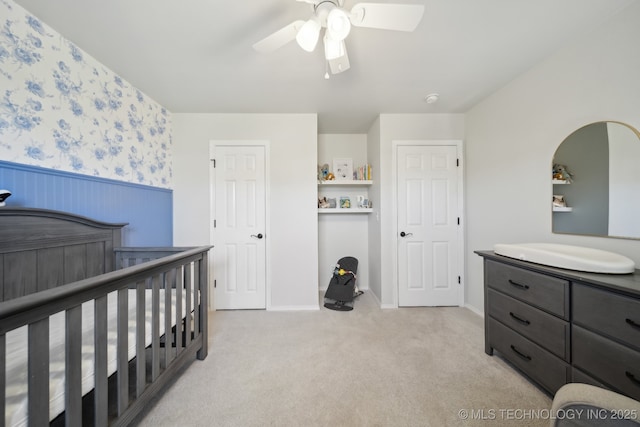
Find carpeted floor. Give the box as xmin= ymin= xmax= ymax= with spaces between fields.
xmin=133 ymin=292 xmax=552 ymax=427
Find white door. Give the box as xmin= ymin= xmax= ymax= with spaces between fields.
xmin=397 ymin=144 xmax=461 ymax=307
xmin=212 ymin=145 xmax=266 ymax=309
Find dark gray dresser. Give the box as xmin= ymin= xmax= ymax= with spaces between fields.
xmin=476 ymin=250 xmax=640 ymax=399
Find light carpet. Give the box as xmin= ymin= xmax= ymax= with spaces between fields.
xmin=133 ymin=292 xmax=552 ymax=427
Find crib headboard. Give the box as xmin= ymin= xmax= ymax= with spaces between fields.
xmin=0 ymin=208 xmax=127 ymax=302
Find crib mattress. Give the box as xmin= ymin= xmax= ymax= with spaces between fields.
xmin=5 ymin=289 xmax=191 ymax=427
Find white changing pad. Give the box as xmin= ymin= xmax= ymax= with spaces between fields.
xmin=494 ymin=243 xmax=635 ymax=274
xmin=5 ymin=289 xmax=193 ymax=427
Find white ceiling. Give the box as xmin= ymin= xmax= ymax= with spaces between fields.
xmin=14 ymin=0 xmax=637 ymax=133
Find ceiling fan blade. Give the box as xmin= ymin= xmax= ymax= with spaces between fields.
xmin=253 ymin=20 xmax=306 ymax=53
xmin=329 ymin=46 xmax=350 ymax=75
xmin=349 ymin=3 xmax=425 ymax=31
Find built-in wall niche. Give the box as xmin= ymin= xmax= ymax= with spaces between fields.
xmin=317 ymin=134 xmax=370 ymax=291
xmin=552 ymin=121 xmax=640 ymax=239
xmin=317 ymin=150 xmax=372 ymax=213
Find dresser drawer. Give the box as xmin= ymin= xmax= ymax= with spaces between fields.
xmin=573 ymin=325 xmax=640 ymax=401
xmin=488 ymin=289 xmax=569 ymax=360
xmin=489 ymin=318 xmax=569 ymax=394
xmin=486 ymin=260 xmax=569 ymax=318
xmin=573 ymin=284 xmax=640 ymax=351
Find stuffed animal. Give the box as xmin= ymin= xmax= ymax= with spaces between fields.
xmin=317 ymin=163 xmax=330 ymax=181
xmin=318 ymin=197 xmax=330 ymax=208
xmin=552 ymin=163 xmax=573 ymax=183
xmin=553 ymin=195 xmax=567 ymax=207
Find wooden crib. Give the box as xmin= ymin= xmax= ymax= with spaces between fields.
xmin=0 ymin=208 xmax=211 ymax=426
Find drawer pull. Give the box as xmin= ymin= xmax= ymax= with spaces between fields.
xmin=626 ymin=318 xmax=640 ymax=330
xmin=509 ymin=312 xmax=531 ymax=325
xmin=626 ymin=371 xmax=640 ymax=387
xmin=510 ymin=344 xmax=532 ymax=361
xmin=508 ymin=279 xmax=530 ymax=290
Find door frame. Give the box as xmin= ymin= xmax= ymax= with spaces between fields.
xmin=391 ymin=140 xmax=465 ymax=308
xmin=209 ymin=140 xmax=271 ymax=310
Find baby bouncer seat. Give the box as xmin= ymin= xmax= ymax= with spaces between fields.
xmin=323 ymin=256 xmax=363 ymax=311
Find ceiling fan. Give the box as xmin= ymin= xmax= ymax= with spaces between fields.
xmin=253 ymin=0 xmax=425 ymax=77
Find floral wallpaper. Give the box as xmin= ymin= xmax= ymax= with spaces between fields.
xmin=0 ymin=0 xmax=172 ymax=188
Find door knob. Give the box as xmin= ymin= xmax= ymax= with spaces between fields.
xmin=400 ymin=231 xmax=413 ymax=237
xmin=251 ymin=233 xmax=264 ymax=239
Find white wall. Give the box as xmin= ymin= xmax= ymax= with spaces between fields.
xmin=367 ymin=118 xmax=383 ymax=302
xmin=172 ymin=113 xmax=319 ymax=310
xmin=317 ymin=134 xmax=370 ymax=291
xmin=375 ymin=114 xmax=466 ymax=307
xmin=464 ymin=3 xmax=640 ymax=313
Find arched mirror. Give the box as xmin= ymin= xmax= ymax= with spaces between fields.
xmin=552 ymin=121 xmax=640 ymax=239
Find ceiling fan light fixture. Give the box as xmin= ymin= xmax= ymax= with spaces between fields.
xmin=323 ymin=35 xmax=345 ymax=60
xmin=296 ymin=18 xmax=321 ymax=52
xmin=326 ymin=8 xmax=351 ymax=41
xmin=254 ymin=1 xmax=425 ymax=75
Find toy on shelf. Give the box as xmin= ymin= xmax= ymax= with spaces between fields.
xmin=318 ymin=197 xmax=336 ymax=208
xmin=318 ymin=197 xmax=329 ymax=208
xmin=553 ymin=194 xmax=567 ymax=208
xmin=318 ymin=163 xmax=336 ymax=181
xmin=552 ymin=163 xmax=573 ymax=183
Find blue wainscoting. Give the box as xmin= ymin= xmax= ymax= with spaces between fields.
xmin=0 ymin=161 xmax=172 ymax=246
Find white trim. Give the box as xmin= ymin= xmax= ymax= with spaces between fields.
xmin=464 ymin=304 xmax=484 ymax=318
xmin=267 ymin=305 xmax=320 ymax=311
xmin=209 ymin=140 xmax=271 ymax=310
xmin=368 ymin=289 xmax=396 ymax=309
xmin=391 ymin=139 xmax=465 ymax=308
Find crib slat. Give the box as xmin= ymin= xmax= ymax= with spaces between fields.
xmin=162 ymin=270 xmax=173 ymax=362
xmin=136 ymin=280 xmax=146 ymax=398
xmin=198 ymin=257 xmax=209 ymax=360
xmin=94 ymin=295 xmax=109 ymax=427
xmin=189 ymin=261 xmax=200 ymax=346
xmin=28 ymin=317 xmax=49 ymax=426
xmin=117 ymin=288 xmax=129 ymax=415
xmin=193 ymin=261 xmax=202 ymax=342
xmin=185 ymin=263 xmax=192 ymax=347
xmin=184 ymin=263 xmax=198 ymax=344
xmin=176 ymin=266 xmax=184 ymax=353
xmin=164 ymin=269 xmax=175 ymax=366
xmin=1 ymin=333 xmax=5 ymax=425
xmin=65 ymin=305 xmax=83 ymax=426
xmin=151 ymin=275 xmax=160 ymax=381
xmin=175 ymin=266 xmax=185 ymax=357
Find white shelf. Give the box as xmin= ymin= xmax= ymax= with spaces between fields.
xmin=552 ymin=179 xmax=569 ymax=184
xmin=318 ymin=208 xmax=373 ymax=214
xmin=318 ymin=180 xmax=372 ymax=186
xmin=318 ymin=179 xmax=372 ymax=213
xmin=553 ymin=207 xmax=573 ymax=212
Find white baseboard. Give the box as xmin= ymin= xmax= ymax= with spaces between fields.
xmin=268 ymin=304 xmax=320 ymax=311
xmin=367 ymin=290 xmax=397 ymax=309
xmin=464 ymin=303 xmax=484 ymax=318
